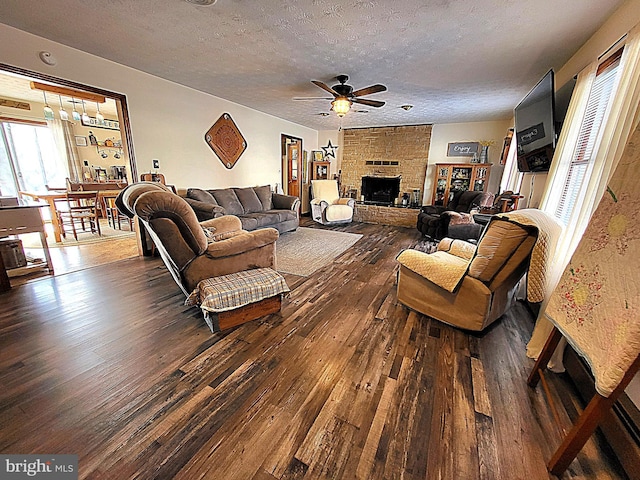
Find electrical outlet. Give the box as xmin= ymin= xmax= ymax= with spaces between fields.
xmin=152 ymin=159 xmax=160 ymax=169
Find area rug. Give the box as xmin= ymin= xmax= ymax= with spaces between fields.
xmin=21 ymin=219 xmax=135 ymax=248
xmin=276 ymin=227 xmax=363 ymax=276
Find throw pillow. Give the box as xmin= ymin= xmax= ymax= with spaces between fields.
xmin=211 ymin=189 xmax=244 ymax=215
xmin=234 ymin=187 xmax=263 ymax=214
xmin=187 ymin=188 xmax=218 ymax=205
xmin=447 ymin=211 xmax=475 ymax=226
xmin=202 ymin=226 xmax=217 ymax=243
xmin=254 ymin=185 xmax=273 ymax=210
xmin=202 ymin=226 xmax=243 ymax=242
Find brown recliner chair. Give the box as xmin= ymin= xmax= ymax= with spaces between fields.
xmin=116 ymin=182 xmax=279 ymax=296
xmin=397 ymin=209 xmax=562 ymax=331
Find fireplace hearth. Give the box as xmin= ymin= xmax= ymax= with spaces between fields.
xmin=361 ymin=176 xmax=401 ymax=205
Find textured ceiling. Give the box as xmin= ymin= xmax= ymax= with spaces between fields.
xmin=0 ymin=0 xmax=624 ymax=131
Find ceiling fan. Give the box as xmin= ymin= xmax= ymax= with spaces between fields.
xmin=294 ymin=75 xmax=387 ymax=117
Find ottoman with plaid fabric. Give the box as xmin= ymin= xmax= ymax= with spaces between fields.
xmin=185 ymin=267 xmax=289 ymax=332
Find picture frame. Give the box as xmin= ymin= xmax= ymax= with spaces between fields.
xmin=447 ymin=142 xmax=480 ymax=157
xmin=313 ymin=150 xmax=324 ymax=162
xmin=74 ymin=136 xmax=87 ymax=147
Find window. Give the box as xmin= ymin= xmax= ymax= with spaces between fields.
xmin=0 ymin=120 xmax=66 ymax=196
xmin=554 ymin=49 xmax=623 ymax=225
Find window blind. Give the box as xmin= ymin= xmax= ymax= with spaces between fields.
xmin=555 ymin=49 xmax=623 ymax=225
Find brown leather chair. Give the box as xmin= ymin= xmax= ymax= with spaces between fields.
xmin=116 ymin=183 xmax=278 ymax=295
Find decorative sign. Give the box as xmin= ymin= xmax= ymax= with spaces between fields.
xmin=205 ymin=113 xmax=247 ymax=169
xmin=447 ymin=142 xmax=480 ymax=157
xmin=517 ymin=123 xmax=545 ymax=146
xmin=0 ymin=98 xmax=30 ymax=110
xmin=81 ymin=116 xmax=120 ymax=131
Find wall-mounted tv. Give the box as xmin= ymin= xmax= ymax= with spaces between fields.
xmin=515 ymin=70 xmax=556 ymax=173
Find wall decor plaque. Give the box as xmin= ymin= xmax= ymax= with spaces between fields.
xmin=447 ymin=141 xmax=480 ymax=157
xmin=205 ymin=113 xmax=247 ymax=169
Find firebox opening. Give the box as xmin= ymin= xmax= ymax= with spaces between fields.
xmin=361 ymin=176 xmax=401 ymax=206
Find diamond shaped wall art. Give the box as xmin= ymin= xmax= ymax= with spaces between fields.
xmin=205 ymin=113 xmax=248 ymax=169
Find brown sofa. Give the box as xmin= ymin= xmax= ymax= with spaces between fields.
xmin=181 ymin=185 xmax=299 ymax=233
xmin=116 ymin=182 xmax=278 ymax=295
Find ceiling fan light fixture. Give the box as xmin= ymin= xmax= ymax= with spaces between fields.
xmin=331 ymin=97 xmax=351 ymax=117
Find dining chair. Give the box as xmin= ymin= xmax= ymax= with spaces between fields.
xmin=104 ymin=195 xmax=133 ymax=230
xmin=54 ymin=191 xmax=101 ymax=241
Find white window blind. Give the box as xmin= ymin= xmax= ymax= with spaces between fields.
xmin=555 ymin=50 xmax=623 ymax=225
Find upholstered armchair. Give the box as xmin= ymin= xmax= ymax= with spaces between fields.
xmin=116 ymin=183 xmax=279 ymax=296
xmin=398 ymin=209 xmax=562 ymax=331
xmin=310 ymin=179 xmax=355 ymax=225
xmin=416 ymin=190 xmax=494 ymax=240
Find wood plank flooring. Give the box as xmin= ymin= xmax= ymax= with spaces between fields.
xmin=0 ymin=219 xmax=627 ymax=479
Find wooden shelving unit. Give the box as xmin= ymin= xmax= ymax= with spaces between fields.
xmin=311 ymin=161 xmax=330 ymax=180
xmin=431 ymin=163 xmax=491 ymax=206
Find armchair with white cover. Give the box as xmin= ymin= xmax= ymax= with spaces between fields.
xmin=310 ymin=179 xmax=355 ymax=225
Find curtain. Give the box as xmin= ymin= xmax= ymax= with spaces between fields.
xmin=499 ymin=132 xmax=522 ymax=193
xmin=47 ymin=118 xmax=82 ymax=182
xmin=527 ymin=23 xmax=640 ymax=367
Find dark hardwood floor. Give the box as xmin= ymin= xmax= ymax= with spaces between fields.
xmin=0 ymin=218 xmax=627 ymax=479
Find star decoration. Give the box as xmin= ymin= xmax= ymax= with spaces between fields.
xmin=321 ymin=140 xmax=338 ymax=160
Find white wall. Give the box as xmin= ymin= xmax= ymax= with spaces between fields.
xmin=0 ymin=24 xmax=318 ymax=190
xmin=425 ymin=119 xmax=512 ymax=204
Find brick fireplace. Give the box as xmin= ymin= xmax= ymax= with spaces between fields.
xmin=340 ymin=125 xmax=432 ymax=205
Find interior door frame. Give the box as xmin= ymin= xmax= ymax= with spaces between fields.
xmin=0 ymin=62 xmax=138 ymax=182
xmin=281 ymin=134 xmax=302 ymax=196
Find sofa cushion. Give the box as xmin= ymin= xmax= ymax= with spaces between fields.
xmin=243 ymin=211 xmax=283 ymax=228
xmin=187 ymin=188 xmax=218 ymax=205
xmin=254 ymin=185 xmax=273 ymax=210
xmin=266 ymin=210 xmax=298 ymax=223
xmin=211 ymin=188 xmax=244 ymax=215
xmin=238 ymin=216 xmax=259 ymax=231
xmin=234 ymin=187 xmax=263 ymax=214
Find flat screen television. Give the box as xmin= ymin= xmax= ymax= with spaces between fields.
xmin=515 ymin=69 xmax=556 ymax=172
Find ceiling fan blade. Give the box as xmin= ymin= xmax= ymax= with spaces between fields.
xmin=293 ymin=97 xmax=334 ymax=100
xmin=353 ymin=98 xmax=385 ymax=108
xmin=351 ymin=84 xmax=387 ymax=97
xmin=311 ymin=80 xmax=339 ymax=97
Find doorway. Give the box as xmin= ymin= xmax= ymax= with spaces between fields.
xmin=0 ymin=63 xmax=139 ymax=279
xmin=281 ymin=134 xmax=302 ymax=198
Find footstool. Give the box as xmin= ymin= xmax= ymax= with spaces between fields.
xmin=185 ymin=267 xmax=290 ymax=333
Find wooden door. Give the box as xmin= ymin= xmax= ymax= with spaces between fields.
xmin=287 ymin=143 xmax=300 ymax=197
xmin=281 ymin=135 xmax=302 ymax=197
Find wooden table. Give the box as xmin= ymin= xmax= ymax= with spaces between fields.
xmin=20 ymin=190 xmax=124 ymax=243
xmin=0 ymin=205 xmax=54 ymax=291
